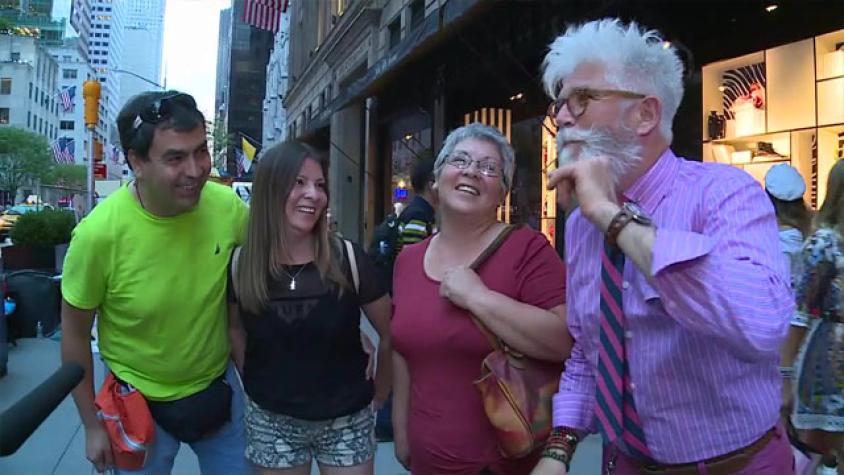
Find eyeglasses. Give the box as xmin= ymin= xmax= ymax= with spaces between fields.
xmin=547 ymin=88 xmax=646 ymax=120
xmin=445 ymin=152 xmax=502 ymax=178
xmin=131 ymin=93 xmax=197 ymax=134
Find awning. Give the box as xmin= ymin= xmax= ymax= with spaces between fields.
xmin=331 ymin=0 xmax=485 ymax=111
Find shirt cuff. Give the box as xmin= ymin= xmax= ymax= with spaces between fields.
xmin=552 ymin=390 xmax=594 ymax=430
xmin=651 ymin=229 xmax=716 ymax=276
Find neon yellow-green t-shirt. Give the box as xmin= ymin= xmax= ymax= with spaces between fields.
xmin=62 ymin=181 xmax=249 ymax=401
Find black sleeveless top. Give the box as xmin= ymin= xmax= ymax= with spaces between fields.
xmin=228 ymin=240 xmax=387 ymax=420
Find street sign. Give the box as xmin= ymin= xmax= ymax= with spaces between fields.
xmin=93 ymin=163 xmax=107 ymax=180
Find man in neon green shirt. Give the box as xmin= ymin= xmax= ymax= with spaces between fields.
xmin=61 ymin=91 xmax=249 ymax=474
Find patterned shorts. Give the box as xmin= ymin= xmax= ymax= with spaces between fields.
xmin=244 ymin=398 xmax=376 ymax=469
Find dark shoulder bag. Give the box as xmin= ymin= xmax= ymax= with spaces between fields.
xmin=469 ymin=225 xmax=565 ymax=458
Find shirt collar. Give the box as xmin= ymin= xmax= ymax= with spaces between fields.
xmin=622 ymin=148 xmax=680 ymax=216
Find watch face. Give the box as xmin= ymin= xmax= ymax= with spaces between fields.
xmin=623 ymin=202 xmax=651 ymax=225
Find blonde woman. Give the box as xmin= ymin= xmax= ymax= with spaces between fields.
xmin=228 ymin=141 xmax=392 ymax=475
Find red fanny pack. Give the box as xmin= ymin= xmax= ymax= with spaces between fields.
xmin=94 ymin=373 xmax=155 ymax=471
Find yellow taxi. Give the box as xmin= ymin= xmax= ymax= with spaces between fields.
xmin=0 ymin=204 xmax=53 ymax=237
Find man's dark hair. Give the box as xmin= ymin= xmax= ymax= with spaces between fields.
xmin=410 ymin=156 xmax=435 ymax=194
xmin=116 ymin=90 xmax=206 ymax=169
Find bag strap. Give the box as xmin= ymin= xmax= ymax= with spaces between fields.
xmin=467 ymin=225 xmax=518 ymax=353
xmin=230 ymin=246 xmax=242 ymax=299
xmin=344 ymin=239 xmax=360 ymax=294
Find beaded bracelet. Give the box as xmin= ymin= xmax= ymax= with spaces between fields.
xmin=541 ymin=447 xmax=571 ymax=472
xmin=779 ymin=366 xmax=795 ymax=380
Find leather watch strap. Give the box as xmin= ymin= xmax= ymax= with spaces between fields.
xmin=606 ymin=209 xmax=633 ymax=247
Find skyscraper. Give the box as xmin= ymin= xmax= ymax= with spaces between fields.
xmin=119 ymin=0 xmax=165 ymax=107
xmin=70 ymin=0 xmax=126 ymax=178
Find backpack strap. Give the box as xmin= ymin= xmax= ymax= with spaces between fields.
xmin=344 ymin=239 xmax=360 ymax=294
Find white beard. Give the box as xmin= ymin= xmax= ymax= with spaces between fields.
xmin=556 ymin=125 xmax=643 ymax=188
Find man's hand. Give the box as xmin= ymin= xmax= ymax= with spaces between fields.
xmin=361 ymin=331 xmax=376 ymax=380
xmin=530 ymin=457 xmax=568 ymax=475
xmin=547 ymin=157 xmax=620 ymax=231
xmin=440 ymin=265 xmax=487 ymax=310
xmin=85 ymin=423 xmax=114 ymax=473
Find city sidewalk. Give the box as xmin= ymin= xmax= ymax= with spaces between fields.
xmin=0 ymin=339 xmax=601 ymax=474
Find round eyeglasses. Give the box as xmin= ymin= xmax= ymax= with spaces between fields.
xmin=547 ymin=88 xmax=646 ymax=120
xmin=445 ymin=152 xmax=502 ymax=178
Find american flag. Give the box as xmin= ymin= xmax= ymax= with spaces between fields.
xmin=59 ymin=86 xmax=76 ymax=112
xmin=51 ymin=138 xmax=75 ymax=164
xmin=243 ymin=0 xmax=289 ymax=33
xmin=108 ymin=144 xmax=123 ymax=164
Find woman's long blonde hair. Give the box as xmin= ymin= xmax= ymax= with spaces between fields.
xmin=236 ymin=141 xmax=349 ymax=314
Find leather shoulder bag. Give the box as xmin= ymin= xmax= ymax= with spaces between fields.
xmin=468 ymin=225 xmax=565 ymax=458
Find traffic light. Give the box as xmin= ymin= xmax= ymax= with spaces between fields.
xmin=82 ymin=80 xmax=101 ymax=128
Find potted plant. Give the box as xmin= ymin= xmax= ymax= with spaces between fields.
xmin=5 ymin=209 xmax=75 ymax=272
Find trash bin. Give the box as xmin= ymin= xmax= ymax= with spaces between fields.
xmin=6 ymin=270 xmax=61 ymax=339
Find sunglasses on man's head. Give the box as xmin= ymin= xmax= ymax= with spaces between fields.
xmin=131 ymin=93 xmax=197 ymax=133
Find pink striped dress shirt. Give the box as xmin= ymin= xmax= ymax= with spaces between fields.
xmin=553 ymin=149 xmax=794 ymax=463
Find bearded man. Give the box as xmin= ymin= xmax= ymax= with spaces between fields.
xmin=531 ymin=19 xmax=795 ymax=475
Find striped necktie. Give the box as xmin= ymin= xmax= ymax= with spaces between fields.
xmin=595 ymin=241 xmax=652 ymax=459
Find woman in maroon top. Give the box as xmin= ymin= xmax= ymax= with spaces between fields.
xmin=391 ymin=123 xmax=571 ymax=475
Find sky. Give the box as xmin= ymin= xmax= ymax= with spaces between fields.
xmin=52 ymin=0 xmax=232 ymax=120
xmin=161 ymin=0 xmax=232 ymax=119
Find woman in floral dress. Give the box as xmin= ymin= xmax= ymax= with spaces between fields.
xmin=793 ymin=159 xmax=844 ymax=474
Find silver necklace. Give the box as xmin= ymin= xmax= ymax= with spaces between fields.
xmin=282 ymin=264 xmax=306 ymax=290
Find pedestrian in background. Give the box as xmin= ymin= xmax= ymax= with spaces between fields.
xmin=372 ymin=156 xmax=438 ymax=443
xmin=227 ymin=141 xmax=392 ymax=475
xmin=791 ymin=159 xmax=844 ymax=475
xmin=764 ymin=165 xmax=812 ymax=411
xmin=532 ymin=19 xmax=794 ymax=475
xmin=391 ymin=123 xmax=569 ymax=474
xmin=62 ymin=91 xmax=250 ymax=474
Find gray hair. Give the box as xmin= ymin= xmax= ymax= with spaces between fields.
xmin=541 ymin=18 xmax=684 ymax=141
xmin=433 ymin=123 xmax=516 ymax=192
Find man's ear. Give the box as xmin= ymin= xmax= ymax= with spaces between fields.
xmin=127 ymin=150 xmax=144 ymax=178
xmin=636 ymin=96 xmax=662 ymax=136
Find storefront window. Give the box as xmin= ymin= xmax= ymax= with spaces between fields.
xmin=702 ymin=28 xmax=844 ymax=209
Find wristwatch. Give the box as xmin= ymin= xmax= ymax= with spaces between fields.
xmin=606 ymin=202 xmax=652 ymax=247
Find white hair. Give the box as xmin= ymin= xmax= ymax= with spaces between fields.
xmin=434 ymin=123 xmax=516 ymax=192
xmin=557 ymin=124 xmax=643 ymax=188
xmin=542 ymin=18 xmax=684 ymax=141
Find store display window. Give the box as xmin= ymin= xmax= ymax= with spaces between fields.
xmin=702 ymin=28 xmax=844 ymax=209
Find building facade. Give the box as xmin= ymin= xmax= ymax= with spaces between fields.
xmin=213 ymin=6 xmax=231 ymax=167
xmin=217 ymin=0 xmax=273 ymax=177
xmin=284 ymin=0 xmax=456 ymax=243
xmin=49 ymin=37 xmax=97 ymax=164
xmin=70 ymin=0 xmax=126 ymax=178
xmin=69 ymin=0 xmax=90 ymax=58
xmin=262 ymin=11 xmax=290 ymax=149
xmin=283 ymin=0 xmax=844 ymax=250
xmin=118 ymin=0 xmax=165 ymax=107
xmin=0 ymin=34 xmax=60 ymax=143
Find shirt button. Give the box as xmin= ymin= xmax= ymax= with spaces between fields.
xmin=622 ymin=281 xmax=630 ymax=290
xmin=629 ymin=382 xmax=636 ymax=391
xmin=625 ymin=330 xmax=633 ymax=339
